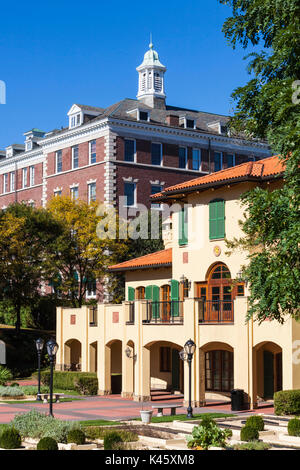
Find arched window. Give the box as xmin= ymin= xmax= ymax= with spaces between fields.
xmin=135 ymin=286 xmax=145 ymax=300
xmin=209 ymin=199 xmax=225 ymax=240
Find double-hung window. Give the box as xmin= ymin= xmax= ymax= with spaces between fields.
xmin=179 ymin=147 xmax=187 ymax=169
xmin=56 ymin=150 xmax=62 ymax=173
xmin=29 ymin=166 xmax=35 ymax=186
xmin=214 ymin=152 xmax=223 ymax=172
xmin=72 ymin=145 xmax=79 ymax=169
xmin=192 ymin=149 xmax=201 ymax=170
xmin=70 ymin=186 xmax=79 ymax=200
xmin=209 ymin=199 xmax=225 ymax=240
xmin=89 ymin=140 xmax=96 ymax=164
xmin=88 ymin=182 xmax=96 ymax=203
xmin=124 ymin=182 xmax=136 ymax=207
xmin=10 ymin=172 xmax=15 ymax=192
xmin=3 ymin=173 xmax=8 ymax=193
xmin=151 ymin=143 xmax=162 ymax=166
xmin=22 ymin=168 xmax=28 ymax=188
xmin=151 ymin=184 xmax=162 ymax=209
xmin=124 ymin=139 xmax=135 ymax=162
xmin=227 ymin=154 xmax=235 ymax=168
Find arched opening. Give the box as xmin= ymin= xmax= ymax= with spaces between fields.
xmin=196 ymin=263 xmax=236 ymax=323
xmin=123 ymin=340 xmax=135 ymax=398
xmin=64 ymin=339 xmax=82 ymax=371
xmin=253 ymin=342 xmax=282 ymax=401
xmin=201 ymin=342 xmax=234 ymax=401
xmin=89 ymin=341 xmax=97 ymax=373
xmin=106 ymin=340 xmax=122 ymax=394
xmin=135 ymin=286 xmax=145 ymax=300
xmin=145 ymin=340 xmax=184 ymax=398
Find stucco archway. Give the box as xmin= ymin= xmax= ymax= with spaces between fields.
xmin=253 ymin=341 xmax=282 ymax=403
xmin=64 ymin=339 xmax=82 ymax=371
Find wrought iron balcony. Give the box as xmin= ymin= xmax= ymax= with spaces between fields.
xmin=143 ymin=300 xmax=184 ymax=324
xmin=197 ymin=298 xmax=234 ymax=324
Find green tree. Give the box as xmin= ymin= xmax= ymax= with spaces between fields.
xmin=47 ymin=196 xmax=128 ymax=307
xmin=219 ymin=0 xmax=300 ymax=322
xmin=0 ymin=203 xmax=63 ymax=334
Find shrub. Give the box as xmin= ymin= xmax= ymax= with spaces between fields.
xmin=245 ymin=415 xmax=264 ymax=431
xmin=74 ymin=376 xmax=98 ymax=395
xmin=84 ymin=426 xmax=138 ymax=442
xmin=0 ymin=428 xmax=22 ymax=449
xmin=0 ymin=366 xmax=13 ymax=386
xmin=20 ymin=385 xmax=48 ymax=396
xmin=41 ymin=370 xmax=97 ymax=392
xmin=103 ymin=431 xmax=124 ymax=450
xmin=288 ymin=418 xmax=300 ymax=437
xmin=200 ymin=415 xmax=215 ymax=428
xmin=186 ymin=421 xmax=232 ymax=450
xmin=37 ymin=437 xmax=58 ymax=450
xmin=11 ymin=409 xmax=82 ymax=443
xmin=240 ymin=425 xmax=259 ymax=442
xmin=10 ymin=382 xmax=20 ymax=387
xmin=274 ymin=390 xmax=300 ymax=415
xmin=0 ymin=386 xmax=24 ymax=397
xmin=234 ymin=441 xmax=270 ymax=450
xmin=67 ymin=429 xmax=86 ymax=445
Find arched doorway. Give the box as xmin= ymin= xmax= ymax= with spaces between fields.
xmin=254 ymin=342 xmax=282 ymax=401
xmin=201 ymin=342 xmax=234 ymax=401
xmin=64 ymin=339 xmax=82 ymax=371
xmin=106 ymin=340 xmax=122 ymax=394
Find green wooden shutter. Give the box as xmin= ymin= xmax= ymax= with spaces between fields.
xmin=152 ymin=285 xmax=160 ymax=318
xmin=145 ymin=285 xmax=152 ymax=300
xmin=179 ymin=207 xmax=188 ymax=246
xmin=128 ymin=286 xmax=135 ymax=301
xmin=170 ymin=279 xmax=180 ymax=317
xmin=209 ymin=199 xmax=225 ymax=239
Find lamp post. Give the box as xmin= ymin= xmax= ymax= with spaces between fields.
xmin=46 ymin=338 xmax=59 ymax=417
xmin=184 ymin=339 xmax=196 ymax=419
xmin=35 ymin=338 xmax=44 ymax=401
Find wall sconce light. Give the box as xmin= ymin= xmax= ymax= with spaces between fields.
xmin=180 ymin=275 xmax=191 ymax=290
xmin=125 ymin=347 xmax=136 ymax=360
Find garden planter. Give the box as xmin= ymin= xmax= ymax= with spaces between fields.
xmin=140 ymin=410 xmax=153 ymax=424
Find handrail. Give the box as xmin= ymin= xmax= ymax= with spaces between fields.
xmin=196 ymin=298 xmax=234 ymax=323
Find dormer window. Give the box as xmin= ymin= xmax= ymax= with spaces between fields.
xmin=70 ymin=113 xmax=81 ymax=128
xmin=180 ymin=116 xmax=196 ymax=129
xmin=186 ymin=119 xmax=195 ymax=129
xmin=139 ymin=110 xmax=149 ymax=121
xmin=25 ymin=140 xmax=33 ymax=151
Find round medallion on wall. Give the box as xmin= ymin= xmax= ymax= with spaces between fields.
xmin=213 ymin=245 xmax=221 ymax=257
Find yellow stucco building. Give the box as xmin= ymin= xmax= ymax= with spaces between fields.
xmin=56 ymin=155 xmax=300 ymax=408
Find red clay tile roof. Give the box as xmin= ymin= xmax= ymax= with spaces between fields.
xmin=109 ymin=248 xmax=172 ymax=271
xmin=151 ymin=155 xmax=285 ymax=200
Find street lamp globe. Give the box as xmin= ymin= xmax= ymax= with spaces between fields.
xmin=35 ymin=338 xmax=44 ymax=352
xmin=46 ymin=339 xmax=59 ymax=358
xmin=184 ymin=339 xmax=196 ymax=357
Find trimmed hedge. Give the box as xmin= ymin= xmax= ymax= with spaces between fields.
xmin=41 ymin=371 xmax=97 ymax=392
xmin=288 ymin=418 xmax=300 ymax=437
xmin=37 ymin=437 xmax=58 ymax=450
xmin=274 ymin=390 xmax=300 ymax=416
xmin=74 ymin=376 xmax=98 ymax=395
xmin=245 ymin=415 xmax=264 ymax=431
xmin=0 ymin=428 xmax=22 ymax=449
xmin=104 ymin=431 xmax=123 ymax=450
xmin=240 ymin=426 xmax=259 ymax=442
xmin=67 ymin=429 xmax=86 ymax=445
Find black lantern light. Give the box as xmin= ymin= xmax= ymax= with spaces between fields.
xmin=184 ymin=338 xmax=196 ymax=418
xmin=35 ymin=338 xmax=44 ymax=401
xmin=46 ymin=338 xmax=59 ymax=417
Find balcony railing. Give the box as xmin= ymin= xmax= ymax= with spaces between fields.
xmin=88 ymin=306 xmax=98 ymax=326
xmin=197 ymin=299 xmax=234 ymax=323
xmin=126 ymin=302 xmax=135 ymax=324
xmin=143 ymin=300 xmax=184 ymax=324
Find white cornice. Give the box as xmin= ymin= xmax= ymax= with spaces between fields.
xmin=0 ymin=150 xmax=44 ymax=171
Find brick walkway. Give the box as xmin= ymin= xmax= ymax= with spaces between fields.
xmin=0 ymin=393 xmax=274 ymax=423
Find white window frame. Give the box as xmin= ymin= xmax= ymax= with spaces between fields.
xmin=56 ymin=150 xmax=62 ymax=173
xmin=89 ymin=140 xmax=97 ymax=165
xmin=138 ymin=110 xmax=150 ymax=122
xmin=25 ymin=140 xmax=33 ymax=152
xmin=86 ymin=279 xmax=97 ymax=298
xmin=192 ymin=148 xmax=201 ymax=171
xmin=88 ymin=182 xmax=96 ymax=203
xmin=70 ymin=186 xmax=79 ymax=200
xmin=124 ymin=182 xmax=136 ymax=207
xmin=10 ymin=172 xmax=15 ymax=192
xmin=29 ymin=166 xmax=35 ymax=186
xmin=179 ymin=146 xmax=187 ymax=169
xmin=54 ymin=190 xmax=62 ymax=197
xmin=22 ymin=168 xmax=28 ymax=188
xmin=124 ymin=139 xmax=136 ymax=163
xmin=151 ymin=142 xmax=162 ymax=166
xmin=214 ymin=151 xmax=223 ymax=172
xmin=72 ymin=145 xmax=79 ymax=169
xmin=227 ymin=153 xmax=235 ymax=168
xmin=3 ymin=173 xmax=8 ymax=193
xmin=70 ymin=113 xmax=82 ymax=128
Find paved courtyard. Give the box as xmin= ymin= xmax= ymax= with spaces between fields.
xmin=0 ymin=393 xmax=274 ymax=423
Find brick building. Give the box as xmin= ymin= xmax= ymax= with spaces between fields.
xmin=0 ymin=42 xmax=271 ymax=301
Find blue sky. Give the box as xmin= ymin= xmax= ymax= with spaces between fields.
xmin=0 ymin=0 xmax=253 ymax=149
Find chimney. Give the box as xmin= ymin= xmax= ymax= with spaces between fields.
xmin=166 ymin=114 xmax=179 ymax=127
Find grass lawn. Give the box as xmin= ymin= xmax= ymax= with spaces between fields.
xmin=0 ymin=397 xmax=82 ymax=404
xmin=79 ymin=419 xmax=124 ymax=427
xmin=136 ymin=412 xmax=235 ymax=423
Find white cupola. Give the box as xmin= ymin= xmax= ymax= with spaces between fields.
xmin=136 ymin=40 xmax=166 ymax=109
